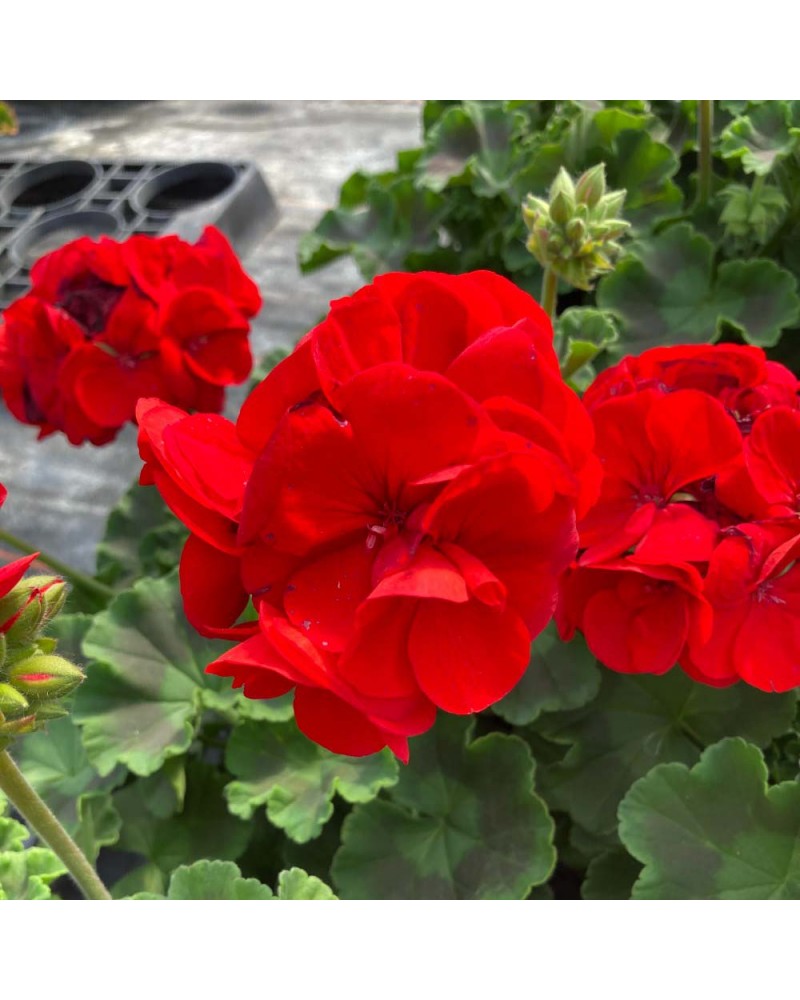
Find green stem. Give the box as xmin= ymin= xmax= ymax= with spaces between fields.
xmin=540 ymin=267 xmax=559 ymax=319
xmin=0 ymin=528 xmax=114 ymax=603
xmin=697 ymin=100 xmax=714 ymax=206
xmin=0 ymin=749 xmax=112 ymax=900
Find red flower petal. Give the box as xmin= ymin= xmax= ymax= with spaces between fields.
xmin=409 ymin=599 xmax=530 ymax=713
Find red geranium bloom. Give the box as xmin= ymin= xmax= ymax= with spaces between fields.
xmin=716 ymin=406 xmax=800 ymax=521
xmin=240 ymin=270 xmax=600 ymax=516
xmin=557 ymin=555 xmax=712 ymax=676
xmin=579 ymin=388 xmax=742 ymax=565
xmin=583 ymin=343 xmax=799 ymax=432
xmin=0 ymin=227 xmax=259 ymax=445
xmin=682 ymin=524 xmax=800 ymax=691
xmin=137 ymin=271 xmax=583 ymax=758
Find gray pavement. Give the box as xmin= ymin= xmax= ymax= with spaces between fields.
xmin=0 ymin=101 xmax=421 ymax=570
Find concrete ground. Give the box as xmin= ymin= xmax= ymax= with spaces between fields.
xmin=0 ymin=101 xmax=421 ymax=570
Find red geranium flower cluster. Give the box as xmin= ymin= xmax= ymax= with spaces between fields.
xmin=0 ymin=227 xmax=260 ymax=445
xmin=137 ymin=271 xmax=594 ymax=758
xmin=558 ymin=343 xmax=800 ymax=692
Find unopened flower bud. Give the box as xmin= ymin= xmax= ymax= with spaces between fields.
xmin=6 ymin=654 xmax=84 ymax=701
xmin=566 ymin=217 xmax=587 ymax=246
xmin=574 ymin=163 xmax=606 ymax=209
xmin=0 ymin=575 xmax=67 ymax=646
xmin=522 ymin=161 xmax=630 ymax=291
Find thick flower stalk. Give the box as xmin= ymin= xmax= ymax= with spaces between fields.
xmin=137 ymin=270 xmax=597 ymax=759
xmin=0 ymin=226 xmax=260 ymax=445
xmin=523 ymin=164 xmax=630 ymax=301
xmin=558 ymin=343 xmax=800 ymax=691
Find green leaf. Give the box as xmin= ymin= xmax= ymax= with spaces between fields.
xmin=134 ymin=756 xmax=186 ymax=819
xmin=130 ymin=861 xmax=337 ymax=900
xmin=0 ymin=816 xmax=29 ymax=853
xmin=10 ymin=715 xmax=124 ymax=831
xmin=276 ymin=867 xmax=338 ymax=899
xmin=581 ymin=850 xmax=641 ymax=899
xmin=332 ymin=716 xmax=555 ymax=899
xmin=224 ymin=718 xmax=398 ymax=843
xmin=537 ymin=670 xmax=797 ymax=838
xmin=299 ymin=178 xmax=447 ymax=280
xmin=719 ymin=102 xmax=800 ymax=175
xmin=96 ymin=480 xmax=187 ymax=589
xmin=556 ymin=308 xmax=619 ymax=386
xmin=619 ymin=738 xmax=800 ymax=899
xmin=73 ymin=571 xmax=231 ymax=776
xmin=164 ymin=860 xmax=274 ymax=900
xmin=417 ymin=102 xmax=527 ymax=196
xmin=598 ymin=223 xmax=800 ymax=350
xmin=113 ymin=760 xmax=252 ymax=884
xmin=73 ymin=792 xmax=122 ymax=864
xmin=0 ymin=841 xmax=65 ymax=900
xmin=494 ymin=624 xmax=601 ymax=727
xmin=604 ymin=130 xmax=681 ymax=228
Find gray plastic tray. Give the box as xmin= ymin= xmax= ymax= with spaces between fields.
xmin=0 ymin=157 xmax=278 ymax=309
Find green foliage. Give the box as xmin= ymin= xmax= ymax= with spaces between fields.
xmin=112 ymin=759 xmax=252 ymax=896
xmin=493 ymin=624 xmax=601 ymax=727
xmin=10 ymin=715 xmax=124 ymax=861
xmin=619 ymin=739 xmax=800 ymax=899
xmin=302 ymin=99 xmax=800 ymax=362
xmin=96 ymin=479 xmax=188 ymax=589
xmin=332 ymin=716 xmax=555 ymax=899
xmin=130 ymin=860 xmax=336 ymax=900
xmin=535 ymin=669 xmax=796 ymax=838
xmin=719 ymin=101 xmax=800 ymax=175
xmin=598 ymin=223 xmax=800 ymax=350
xmin=0 ymin=816 xmax=65 ymax=900
xmin=72 ymin=571 xmax=249 ymax=777
xmin=225 ymin=718 xmax=398 ymax=843
xmin=581 ymin=850 xmax=641 ymax=900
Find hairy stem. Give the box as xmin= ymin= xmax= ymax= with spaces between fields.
xmin=0 ymin=749 xmax=112 ymax=900
xmin=540 ymin=267 xmax=559 ymax=319
xmin=697 ymin=100 xmax=714 ymax=206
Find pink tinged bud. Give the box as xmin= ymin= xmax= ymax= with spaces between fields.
xmin=6 ymin=654 xmax=84 ymax=701
xmin=0 ymin=575 xmax=66 ymax=646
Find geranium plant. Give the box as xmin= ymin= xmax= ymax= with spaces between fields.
xmin=2 ymin=101 xmax=800 ymax=901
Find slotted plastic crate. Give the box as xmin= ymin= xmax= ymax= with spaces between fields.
xmin=0 ymin=157 xmax=278 ymax=309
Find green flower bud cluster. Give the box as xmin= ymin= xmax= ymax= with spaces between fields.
xmin=719 ymin=182 xmax=788 ymax=254
xmin=0 ymin=575 xmax=83 ymax=749
xmin=523 ymin=164 xmax=630 ymax=291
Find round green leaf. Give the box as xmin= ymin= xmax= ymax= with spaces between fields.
xmin=73 ymin=572 xmax=231 ymax=776
xmin=619 ymin=738 xmax=800 ymax=899
xmin=537 ymin=669 xmax=797 ymax=837
xmin=10 ymin=716 xmax=124 ymax=831
xmin=332 ymin=716 xmax=555 ymax=899
xmin=96 ymin=479 xmax=187 ymax=589
xmin=417 ymin=102 xmax=527 ymax=196
xmin=581 ymin=850 xmax=641 ymax=900
xmin=494 ymin=624 xmax=601 ymax=727
xmin=118 ymin=759 xmax=250 ymax=867
xmin=719 ymin=102 xmax=800 ymax=175
xmin=598 ymin=223 xmax=800 ymax=350
xmin=224 ymin=719 xmax=398 ymax=843
xmin=276 ymin=867 xmax=338 ymax=900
